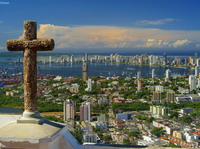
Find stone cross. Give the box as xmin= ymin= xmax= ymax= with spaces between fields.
xmin=7 ymin=21 xmax=54 ymax=121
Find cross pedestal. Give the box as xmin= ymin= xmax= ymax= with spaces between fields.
xmin=7 ymin=21 xmax=54 ymax=123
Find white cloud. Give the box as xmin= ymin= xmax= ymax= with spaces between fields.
xmin=173 ymin=39 xmax=191 ymax=48
xmin=139 ymin=39 xmax=169 ymax=48
xmin=196 ymin=44 xmax=200 ymax=48
xmin=0 ymin=21 xmax=2 ymax=24
xmin=36 ymin=24 xmax=200 ymax=50
xmin=0 ymin=47 xmax=5 ymax=50
xmin=137 ymin=18 xmax=175 ymax=26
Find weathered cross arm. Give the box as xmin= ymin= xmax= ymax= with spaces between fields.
xmin=7 ymin=39 xmax=54 ymax=51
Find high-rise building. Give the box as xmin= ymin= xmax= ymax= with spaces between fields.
xmin=197 ymin=78 xmax=200 ymax=88
xmin=195 ymin=66 xmax=200 ymax=77
xmin=85 ymin=53 xmax=88 ymax=62
xmin=82 ymin=62 xmax=88 ymax=81
xmin=137 ymin=79 xmax=142 ymax=92
xmin=149 ymin=55 xmax=153 ymax=65
xmin=85 ymin=79 xmax=92 ymax=91
xmin=189 ymin=75 xmax=197 ymax=91
xmin=150 ymin=105 xmax=170 ymax=116
xmin=63 ymin=100 xmax=76 ymax=121
xmin=139 ymin=56 xmax=143 ymax=65
xmin=70 ymin=55 xmax=74 ymax=63
xmin=155 ymin=85 xmax=164 ymax=92
xmin=188 ymin=56 xmax=194 ymax=65
xmin=163 ymin=53 xmax=167 ymax=65
xmin=49 ymin=56 xmax=52 ymax=63
xmin=116 ymin=55 xmax=120 ymax=63
xmin=165 ymin=69 xmax=171 ymax=81
xmin=166 ymin=91 xmax=175 ymax=103
xmin=194 ymin=52 xmax=198 ymax=65
xmin=152 ymin=91 xmax=162 ymax=101
xmin=110 ymin=54 xmax=113 ymax=62
xmin=80 ymin=102 xmax=91 ymax=122
xmin=137 ymin=71 xmax=141 ymax=79
xmin=152 ymin=69 xmax=155 ymax=79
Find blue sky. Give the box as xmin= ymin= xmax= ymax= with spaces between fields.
xmin=1 ymin=0 xmax=200 ymax=53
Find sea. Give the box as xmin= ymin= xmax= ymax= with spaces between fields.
xmin=0 ymin=53 xmax=194 ymax=78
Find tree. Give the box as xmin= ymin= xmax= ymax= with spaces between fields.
xmin=70 ymin=125 xmax=83 ymax=144
xmin=128 ymin=131 xmax=140 ymax=137
xmin=104 ymin=135 xmax=112 ymax=143
xmin=169 ymin=111 xmax=179 ymax=119
xmin=179 ymin=115 xmax=193 ymax=124
xmin=151 ymin=127 xmax=165 ymax=137
xmin=123 ymin=138 xmax=131 ymax=145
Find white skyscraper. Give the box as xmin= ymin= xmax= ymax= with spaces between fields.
xmin=189 ymin=75 xmax=197 ymax=91
xmin=197 ymin=78 xmax=200 ymax=88
xmin=149 ymin=55 xmax=153 ymax=65
xmin=165 ymin=69 xmax=171 ymax=81
xmin=49 ymin=56 xmax=52 ymax=63
xmin=63 ymin=100 xmax=76 ymax=121
xmin=197 ymin=58 xmax=200 ymax=66
xmin=137 ymin=71 xmax=141 ymax=79
xmin=85 ymin=53 xmax=88 ymax=62
xmin=70 ymin=55 xmax=74 ymax=63
xmin=116 ymin=55 xmax=120 ymax=63
xmin=195 ymin=66 xmax=200 ymax=77
xmin=80 ymin=102 xmax=91 ymax=122
xmin=152 ymin=69 xmax=155 ymax=79
xmin=85 ymin=79 xmax=92 ymax=91
xmin=110 ymin=54 xmax=113 ymax=62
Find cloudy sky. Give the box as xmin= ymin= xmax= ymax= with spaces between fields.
xmin=1 ymin=0 xmax=200 ymax=53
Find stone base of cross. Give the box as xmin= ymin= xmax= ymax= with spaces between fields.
xmin=7 ymin=21 xmax=54 ymax=124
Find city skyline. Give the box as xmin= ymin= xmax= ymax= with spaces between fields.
xmin=1 ymin=0 xmax=200 ymax=53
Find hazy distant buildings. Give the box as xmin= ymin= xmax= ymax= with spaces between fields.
xmin=63 ymin=99 xmax=76 ymax=121
xmin=49 ymin=56 xmax=52 ymax=63
xmin=197 ymin=58 xmax=200 ymax=66
xmin=163 ymin=53 xmax=167 ymax=65
xmin=116 ymin=55 xmax=120 ymax=63
xmin=188 ymin=56 xmax=194 ymax=65
xmin=80 ymin=102 xmax=91 ymax=122
xmin=139 ymin=56 xmax=143 ymax=65
xmin=194 ymin=52 xmax=198 ymax=65
xmin=85 ymin=53 xmax=88 ymax=62
xmin=110 ymin=54 xmax=113 ymax=62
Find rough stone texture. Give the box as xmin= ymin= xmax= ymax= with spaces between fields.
xmin=6 ymin=21 xmax=54 ymax=112
xmin=24 ymin=21 xmax=37 ymax=40
xmin=7 ymin=39 xmax=54 ymax=51
xmin=24 ymin=49 xmax=37 ymax=112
